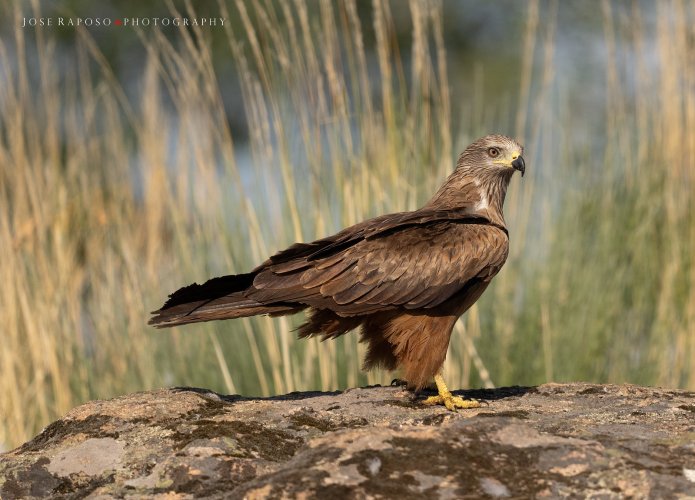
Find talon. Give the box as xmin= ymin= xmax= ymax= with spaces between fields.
xmin=423 ymin=394 xmax=481 ymax=410
xmin=421 ymin=374 xmax=481 ymax=411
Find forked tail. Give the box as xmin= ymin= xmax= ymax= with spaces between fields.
xmin=148 ymin=272 xmax=300 ymax=327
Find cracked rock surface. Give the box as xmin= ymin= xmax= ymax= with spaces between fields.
xmin=1 ymin=383 xmax=694 ymax=498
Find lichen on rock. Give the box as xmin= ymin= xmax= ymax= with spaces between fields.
xmin=1 ymin=383 xmax=694 ymax=498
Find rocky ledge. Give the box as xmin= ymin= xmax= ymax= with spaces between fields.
xmin=1 ymin=383 xmax=694 ymax=499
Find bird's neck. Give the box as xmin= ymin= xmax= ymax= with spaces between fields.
xmin=423 ymin=169 xmax=513 ymax=227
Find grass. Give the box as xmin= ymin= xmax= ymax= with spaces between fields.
xmin=0 ymin=0 xmax=693 ymax=450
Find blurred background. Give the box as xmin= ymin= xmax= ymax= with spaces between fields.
xmin=0 ymin=0 xmax=693 ymax=450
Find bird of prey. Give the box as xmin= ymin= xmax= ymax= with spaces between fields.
xmin=150 ymin=134 xmax=525 ymax=410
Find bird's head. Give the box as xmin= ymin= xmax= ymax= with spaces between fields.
xmin=457 ymin=134 xmax=525 ymax=177
xmin=425 ymin=134 xmax=525 ymax=220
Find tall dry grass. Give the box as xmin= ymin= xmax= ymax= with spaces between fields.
xmin=0 ymin=0 xmax=693 ymax=450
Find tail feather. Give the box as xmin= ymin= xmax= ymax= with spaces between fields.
xmin=149 ymin=272 xmax=303 ymax=328
xmin=159 ymin=272 xmax=255 ymax=310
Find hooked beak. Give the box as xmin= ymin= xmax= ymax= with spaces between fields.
xmin=512 ymin=156 xmax=525 ymax=177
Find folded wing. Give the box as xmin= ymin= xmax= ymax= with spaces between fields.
xmin=249 ymin=221 xmax=509 ymax=316
xmin=149 ymin=208 xmax=508 ymax=326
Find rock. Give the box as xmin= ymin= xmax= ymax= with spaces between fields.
xmin=1 ymin=383 xmax=694 ymax=498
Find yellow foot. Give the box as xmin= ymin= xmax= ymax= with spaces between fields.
xmin=422 ymin=393 xmax=481 ymax=410
xmin=421 ymin=373 xmax=481 ymax=411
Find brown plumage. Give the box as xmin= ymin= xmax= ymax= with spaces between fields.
xmin=150 ymin=134 xmax=525 ymax=404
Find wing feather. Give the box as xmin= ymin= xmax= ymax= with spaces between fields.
xmin=245 ymin=221 xmax=508 ymax=315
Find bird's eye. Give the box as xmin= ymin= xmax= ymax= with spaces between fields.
xmin=487 ymin=147 xmax=500 ymax=158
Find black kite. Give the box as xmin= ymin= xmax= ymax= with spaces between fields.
xmin=150 ymin=134 xmax=525 ymax=409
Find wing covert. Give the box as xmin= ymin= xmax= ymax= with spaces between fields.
xmin=248 ymin=221 xmax=509 ymax=314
